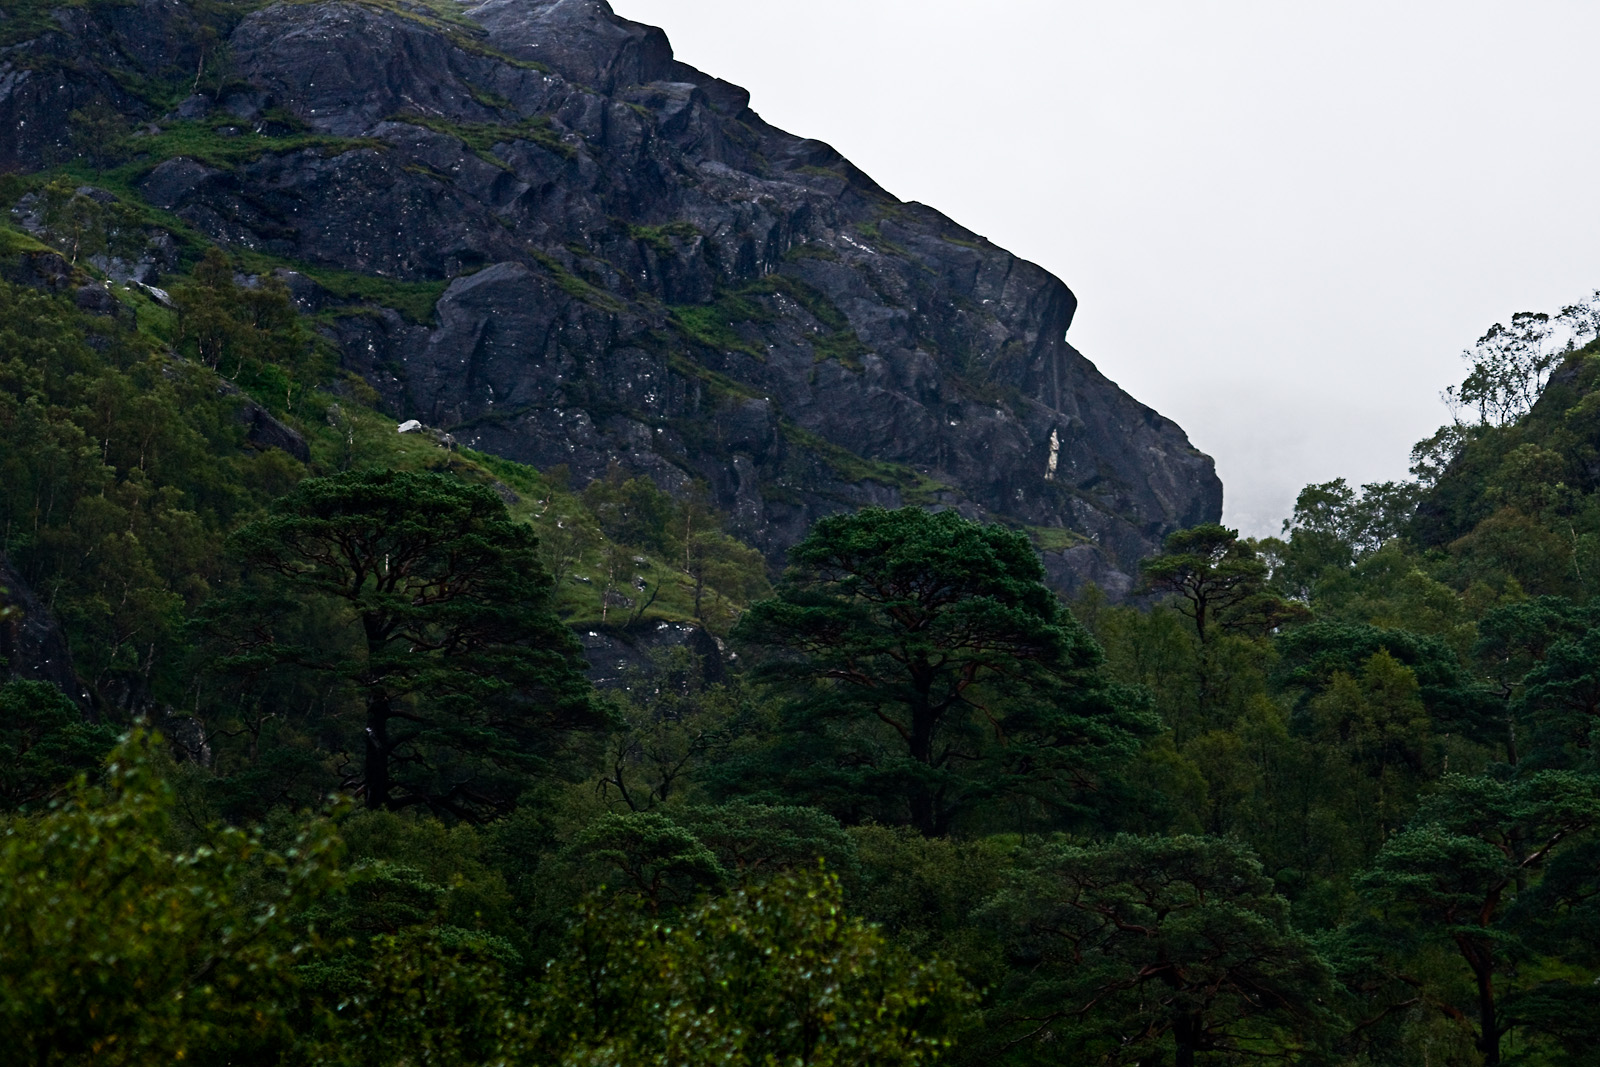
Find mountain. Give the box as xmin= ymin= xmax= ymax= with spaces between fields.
xmin=0 ymin=0 xmax=1220 ymax=596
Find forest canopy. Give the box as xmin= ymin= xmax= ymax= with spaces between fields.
xmin=5 ymin=109 xmax=1600 ymax=1066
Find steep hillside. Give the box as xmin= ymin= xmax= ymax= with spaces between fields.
xmin=0 ymin=0 xmax=1220 ymax=595
xmin=1407 ymin=344 xmax=1600 ymax=597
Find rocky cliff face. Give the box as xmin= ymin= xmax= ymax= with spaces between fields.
xmin=1 ymin=0 xmax=1221 ymax=596
xmin=0 ymin=552 xmax=88 ymax=706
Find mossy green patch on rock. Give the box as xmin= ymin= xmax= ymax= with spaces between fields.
xmin=668 ymin=274 xmax=866 ymax=369
xmin=628 ymin=221 xmax=701 ymax=253
xmin=113 ymin=119 xmax=386 ymax=177
xmin=660 ymin=347 xmax=764 ymax=404
xmin=528 ymin=249 xmax=626 ymax=313
xmin=765 ymin=275 xmax=867 ymax=370
xmin=299 ymin=269 xmax=450 ymax=326
xmin=669 ymin=300 xmax=769 ymax=360
xmin=0 ymin=226 xmax=56 ymax=257
xmin=386 ymin=113 xmax=575 ymax=167
xmin=1027 ymin=526 xmax=1091 ymax=553
xmin=784 ymin=241 xmax=840 ymax=263
xmin=289 ymin=0 xmax=552 ymax=74
xmin=778 ymin=421 xmax=949 ymax=504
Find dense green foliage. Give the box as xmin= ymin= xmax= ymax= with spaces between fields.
xmin=3 ymin=733 xmax=970 ymax=1066
xmin=541 ymin=869 xmax=973 ymax=1066
xmin=218 ymin=468 xmax=595 ymax=818
xmin=986 ymin=834 xmax=1334 ymax=1065
xmin=728 ymin=506 xmax=1153 ymax=835
xmin=0 ymin=731 xmax=342 ymax=1065
xmin=0 ymin=680 xmax=117 ymax=810
xmin=7 ymin=80 xmax=1600 ymax=1063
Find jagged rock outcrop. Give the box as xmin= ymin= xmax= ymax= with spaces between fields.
xmin=2 ymin=0 xmax=1222 ymax=595
xmin=579 ymin=619 xmax=728 ymax=690
xmin=0 ymin=552 xmax=88 ymax=706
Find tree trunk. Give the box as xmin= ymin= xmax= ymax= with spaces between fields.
xmin=1462 ymin=938 xmax=1500 ymax=1067
xmin=1173 ymin=1011 xmax=1200 ymax=1067
xmin=364 ymin=690 xmax=391 ymax=809
xmin=908 ymin=682 xmax=937 ymax=836
xmin=1476 ymin=965 xmax=1500 ymax=1066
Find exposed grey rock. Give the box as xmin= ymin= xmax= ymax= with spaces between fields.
xmin=152 ymin=710 xmax=213 ymax=767
xmin=238 ymin=398 xmax=312 ymax=462
xmin=1043 ymin=544 xmax=1138 ymax=603
xmin=0 ymin=553 xmax=89 ymax=706
xmin=3 ymin=0 xmax=1223 ymax=596
xmin=470 ymin=0 xmax=675 ymax=92
xmin=2 ymin=250 xmax=74 ymax=292
xmin=0 ymin=0 xmax=202 ymax=172
xmin=579 ymin=618 xmax=727 ymax=690
xmin=74 ymin=281 xmax=124 ymax=317
xmin=139 ymin=157 xmax=224 ymax=211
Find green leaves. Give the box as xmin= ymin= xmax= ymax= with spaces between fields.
xmin=0 ymin=277 xmax=275 ymax=715
xmin=0 ymin=680 xmax=116 ymax=811
xmin=1140 ymin=523 xmax=1297 ymax=642
xmin=557 ymin=802 xmax=860 ymax=915
xmin=1446 ymin=311 xmax=1562 ymax=428
xmin=0 ymin=730 xmax=343 ymax=1066
xmin=543 ymin=868 xmax=975 ymax=1067
xmin=730 ymin=506 xmax=1152 ymax=835
xmin=171 ymin=247 xmax=327 ymax=414
xmin=0 ymin=730 xmax=973 ymax=1067
xmin=306 ymin=928 xmax=536 ymax=1067
xmin=565 ymin=810 xmax=729 ymax=910
xmin=1356 ymin=771 xmax=1600 ymax=1063
xmin=34 ymin=179 xmax=143 ymax=266
xmin=1509 ymin=616 xmax=1600 ymax=768
xmin=986 ymin=834 xmax=1335 ymax=1065
xmin=1277 ymin=620 xmax=1500 ymax=747
xmin=222 ymin=468 xmax=596 ymax=816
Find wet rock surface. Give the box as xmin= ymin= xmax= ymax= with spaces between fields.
xmin=238 ymin=398 xmax=312 ymax=462
xmin=6 ymin=0 xmax=1222 ymax=594
xmin=578 ymin=619 xmax=727 ymax=690
xmin=0 ymin=553 xmax=89 ymax=707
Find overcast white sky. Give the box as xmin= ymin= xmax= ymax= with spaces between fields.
xmin=611 ymin=0 xmax=1600 ymax=534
